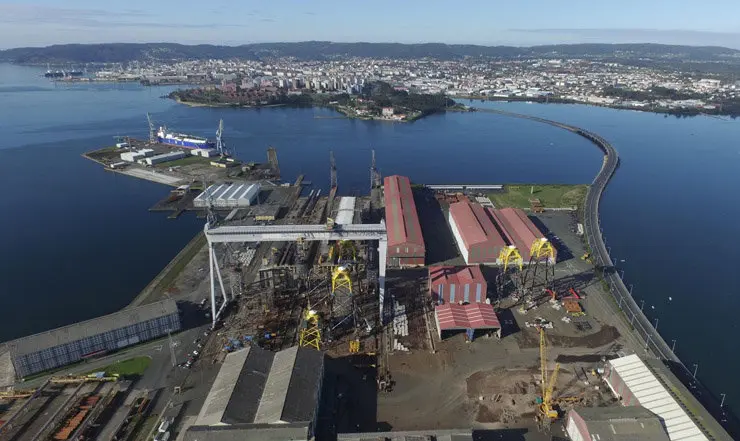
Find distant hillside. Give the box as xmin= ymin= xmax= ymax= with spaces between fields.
xmin=1 ymin=41 xmax=739 ymax=64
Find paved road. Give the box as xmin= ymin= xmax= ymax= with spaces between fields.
xmin=476 ymin=109 xmax=680 ymax=366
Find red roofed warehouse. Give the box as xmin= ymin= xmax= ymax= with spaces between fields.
xmin=492 ymin=207 xmax=556 ymax=263
xmin=435 ymin=303 xmax=501 ymax=340
xmin=429 ymin=266 xmax=487 ymax=304
xmin=448 ymin=201 xmax=506 ymax=265
xmin=384 ymin=175 xmax=425 ymax=267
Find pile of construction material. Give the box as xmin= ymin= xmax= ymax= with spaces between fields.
xmin=392 ymin=301 xmax=409 ymax=352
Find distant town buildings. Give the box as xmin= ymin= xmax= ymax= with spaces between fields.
xmin=90 ymin=53 xmax=738 ymax=114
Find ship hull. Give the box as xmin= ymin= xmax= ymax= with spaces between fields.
xmin=157 ymin=137 xmax=215 ymax=149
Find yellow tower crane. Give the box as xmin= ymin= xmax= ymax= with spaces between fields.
xmin=538 ymin=327 xmax=560 ymax=420
xmin=299 ymin=307 xmax=321 ymax=350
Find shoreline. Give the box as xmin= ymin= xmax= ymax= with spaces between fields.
xmin=127 ymin=232 xmax=207 ymax=308
xmin=170 ymin=95 xmax=464 ymax=122
xmin=481 ymin=108 xmax=738 ymax=436
xmin=457 ymin=95 xmax=740 ymax=119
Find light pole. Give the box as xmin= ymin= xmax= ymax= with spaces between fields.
xmin=671 ymin=339 xmax=676 ymax=352
xmin=640 ymin=299 xmax=645 ymax=311
xmin=654 ymin=318 xmax=659 ymax=332
xmin=629 ymin=284 xmax=634 ymax=296
xmin=721 ymin=393 xmax=726 ymax=408
xmin=620 ymin=269 xmax=625 ymax=279
xmin=692 ymin=363 xmax=699 ymax=379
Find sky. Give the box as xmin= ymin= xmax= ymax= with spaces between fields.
xmin=1 ymin=0 xmax=740 ymax=49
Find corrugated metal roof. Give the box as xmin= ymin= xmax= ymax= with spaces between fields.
xmin=282 ymin=347 xmax=324 ymax=422
xmin=492 ymin=208 xmax=551 ymax=261
xmin=608 ymin=355 xmax=709 ymax=441
xmin=7 ymin=299 xmax=178 ymax=357
xmin=184 ymin=423 xmax=309 ymax=441
xmin=196 ymin=345 xmax=322 ymax=427
xmin=570 ymin=406 xmax=671 ymax=441
xmin=338 ymin=430 xmax=473 ymax=441
xmin=435 ymin=303 xmax=500 ymax=331
xmin=254 ymin=346 xmax=298 ymax=423
xmin=384 ymin=176 xmax=424 ymax=248
xmin=196 ymin=347 xmax=254 ymax=426
xmin=429 ymin=266 xmax=484 ymax=287
xmin=336 ymin=197 xmax=356 ymax=225
xmin=448 ymin=202 xmax=507 ymax=249
xmin=222 ymin=346 xmax=274 ymax=424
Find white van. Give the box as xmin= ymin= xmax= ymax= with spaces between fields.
xmin=158 ymin=420 xmax=170 ymax=433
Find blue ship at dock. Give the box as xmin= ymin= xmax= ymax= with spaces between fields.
xmin=156 ymin=126 xmax=216 ymax=149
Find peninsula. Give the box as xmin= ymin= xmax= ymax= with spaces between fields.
xmin=168 ymin=80 xmax=464 ymax=121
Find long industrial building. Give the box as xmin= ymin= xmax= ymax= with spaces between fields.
xmin=6 ymin=299 xmax=180 ymax=378
xmin=603 ymin=354 xmax=733 ymax=441
xmin=491 ymin=207 xmax=556 ymax=262
xmin=193 ymin=183 xmax=261 ymax=209
xmin=565 ymin=406 xmax=670 ymax=441
xmin=448 ymin=201 xmax=507 ymax=265
xmin=447 ymin=202 xmax=555 ymax=265
xmin=188 ymin=345 xmax=324 ymax=441
xmin=384 ymin=175 xmax=425 ymax=267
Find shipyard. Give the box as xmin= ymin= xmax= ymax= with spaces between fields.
xmin=0 ymin=112 xmax=734 ymax=441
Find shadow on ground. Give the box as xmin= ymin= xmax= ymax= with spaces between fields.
xmin=528 ymin=215 xmax=575 ymax=262
xmin=318 ymin=355 xmax=379 ymax=439
xmin=413 ymin=188 xmax=460 ymax=264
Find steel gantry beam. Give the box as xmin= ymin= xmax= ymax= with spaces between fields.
xmin=204 ymin=221 xmax=388 ymax=327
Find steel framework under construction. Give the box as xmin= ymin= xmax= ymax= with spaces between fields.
xmin=203 ymin=222 xmax=388 ymax=328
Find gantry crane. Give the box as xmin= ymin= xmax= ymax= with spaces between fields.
xmin=538 ymin=327 xmax=560 ymax=424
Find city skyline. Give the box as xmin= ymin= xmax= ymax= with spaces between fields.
xmin=1 ymin=0 xmax=740 ymax=49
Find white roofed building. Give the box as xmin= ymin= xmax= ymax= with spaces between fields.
xmin=603 ymin=354 xmax=732 ymax=441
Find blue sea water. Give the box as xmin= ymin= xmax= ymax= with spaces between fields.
xmin=2 ymin=63 xmax=740 ymax=416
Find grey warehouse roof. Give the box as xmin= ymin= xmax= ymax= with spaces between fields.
xmin=184 ymin=423 xmax=309 ymax=441
xmin=570 ymin=406 xmax=670 ymax=441
xmin=196 ymin=345 xmax=323 ymax=426
xmin=194 ymin=183 xmax=259 ymax=204
xmin=6 ymin=299 xmax=178 ymax=357
xmin=338 ymin=429 xmax=473 ymax=441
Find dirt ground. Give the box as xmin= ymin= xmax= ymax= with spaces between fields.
xmin=377 ymin=332 xmax=618 ymax=431
xmin=376 ymin=211 xmax=639 ymax=432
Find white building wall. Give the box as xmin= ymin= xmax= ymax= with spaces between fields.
xmin=448 ymin=211 xmax=469 ymax=264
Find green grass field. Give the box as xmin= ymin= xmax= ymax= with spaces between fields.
xmin=91 ymin=356 xmax=152 ymax=377
xmin=154 ymin=155 xmax=210 ymax=168
xmin=488 ymin=184 xmax=588 ymax=209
